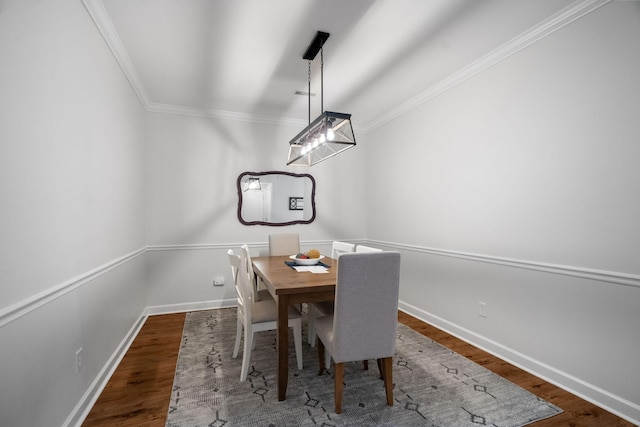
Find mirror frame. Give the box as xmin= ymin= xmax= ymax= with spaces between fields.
xmin=236 ymin=171 xmax=316 ymax=226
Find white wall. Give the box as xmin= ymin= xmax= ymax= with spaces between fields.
xmin=365 ymin=2 xmax=640 ymax=423
xmin=143 ymin=112 xmax=367 ymax=310
xmin=0 ymin=1 xmax=147 ymax=426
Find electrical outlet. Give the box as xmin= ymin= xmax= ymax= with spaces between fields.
xmin=478 ymin=301 xmax=487 ymax=318
xmin=213 ymin=276 xmax=225 ymax=286
xmin=75 ymin=348 xmax=83 ymax=373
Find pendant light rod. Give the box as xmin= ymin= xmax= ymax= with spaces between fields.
xmin=308 ymin=61 xmax=311 ymax=125
xmin=304 ymin=31 xmax=329 ymax=125
xmin=320 ymin=46 xmax=324 ymax=113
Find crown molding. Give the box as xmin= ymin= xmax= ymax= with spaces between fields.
xmin=358 ymin=0 xmax=612 ymax=133
xmin=82 ymin=0 xmax=151 ymax=109
xmin=146 ymin=102 xmax=307 ymax=127
xmin=84 ymin=0 xmax=611 ymax=132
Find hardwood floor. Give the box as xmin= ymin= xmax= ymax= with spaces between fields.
xmin=82 ymin=310 xmax=633 ymax=427
xmin=82 ymin=313 xmax=185 ymax=427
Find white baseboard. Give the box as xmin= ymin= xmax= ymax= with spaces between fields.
xmin=63 ymin=311 xmax=148 ymax=427
xmin=145 ymin=298 xmax=237 ymax=316
xmin=64 ymin=300 xmax=236 ymax=427
xmin=398 ymin=300 xmax=640 ymax=426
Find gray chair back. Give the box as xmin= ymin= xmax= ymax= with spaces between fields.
xmin=331 ymin=251 xmax=401 ymax=362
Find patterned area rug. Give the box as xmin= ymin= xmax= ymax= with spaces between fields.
xmin=166 ymin=309 xmax=562 ymax=426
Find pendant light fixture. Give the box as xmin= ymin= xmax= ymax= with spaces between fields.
xmin=287 ymin=31 xmax=356 ymax=166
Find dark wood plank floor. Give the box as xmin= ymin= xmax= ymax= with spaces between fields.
xmin=82 ymin=312 xmax=186 ymax=427
xmin=82 ymin=310 xmax=633 ymax=427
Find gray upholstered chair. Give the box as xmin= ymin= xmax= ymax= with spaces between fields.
xmin=268 ymin=233 xmax=300 ymax=256
xmin=308 ymin=241 xmax=355 ymax=347
xmin=232 ymin=246 xmax=303 ymax=381
xmin=315 ymin=251 xmax=401 ymax=413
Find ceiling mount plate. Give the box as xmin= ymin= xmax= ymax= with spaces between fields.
xmin=303 ymin=31 xmax=330 ymax=60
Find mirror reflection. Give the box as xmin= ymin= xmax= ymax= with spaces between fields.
xmin=237 ymin=171 xmax=316 ymax=226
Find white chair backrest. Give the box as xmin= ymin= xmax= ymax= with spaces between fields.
xmin=355 ymin=244 xmax=382 ymax=253
xmin=331 ymin=252 xmax=401 ymax=362
xmin=240 ymin=244 xmax=253 ymax=277
xmin=236 ymin=249 xmax=253 ymax=323
xmin=240 ymin=244 xmax=255 ymax=303
xmin=331 ymin=241 xmax=355 ymax=259
xmin=269 ymin=233 xmax=300 ymax=256
xmin=227 ymin=249 xmax=241 ymax=287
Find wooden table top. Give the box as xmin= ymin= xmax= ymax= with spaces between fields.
xmin=252 ymin=255 xmax=338 ymax=296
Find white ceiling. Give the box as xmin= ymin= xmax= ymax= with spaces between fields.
xmin=86 ymin=0 xmax=588 ymax=132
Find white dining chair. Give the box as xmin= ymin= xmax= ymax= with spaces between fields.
xmin=308 ymin=241 xmax=355 ymax=348
xmin=268 ymin=233 xmax=300 ymax=256
xmin=331 ymin=240 xmax=355 ymax=259
xmin=237 ymin=245 xmax=271 ymax=302
xmin=355 ymin=244 xmax=382 ymax=253
xmin=228 ymin=248 xmax=271 ymax=304
xmin=232 ymin=247 xmax=303 ymax=381
xmin=315 ymin=251 xmax=401 ymax=413
xmin=227 ymin=249 xmax=241 ymax=287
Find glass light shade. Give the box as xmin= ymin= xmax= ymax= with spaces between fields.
xmin=243 ymin=177 xmax=261 ymax=191
xmin=287 ymin=111 xmax=356 ymax=166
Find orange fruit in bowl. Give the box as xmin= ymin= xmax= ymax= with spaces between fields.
xmin=306 ymin=249 xmax=321 ymax=259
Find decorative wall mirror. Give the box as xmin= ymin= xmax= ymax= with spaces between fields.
xmin=237 ymin=171 xmax=316 ymax=226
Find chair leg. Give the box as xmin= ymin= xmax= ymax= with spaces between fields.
xmin=232 ymin=316 xmax=242 ymax=358
xmin=382 ymin=357 xmax=393 ymax=406
xmin=308 ymin=307 xmax=316 ymax=346
xmin=376 ymin=358 xmax=384 ymax=379
xmin=240 ymin=324 xmax=252 ymax=381
xmin=334 ymin=362 xmax=344 ymax=414
xmin=317 ymin=337 xmax=325 ymax=375
xmin=293 ymin=319 xmax=303 ymax=370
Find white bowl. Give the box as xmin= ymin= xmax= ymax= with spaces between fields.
xmin=289 ymin=254 xmax=325 ymax=265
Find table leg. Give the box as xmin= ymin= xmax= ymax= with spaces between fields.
xmin=277 ymin=294 xmax=289 ymax=401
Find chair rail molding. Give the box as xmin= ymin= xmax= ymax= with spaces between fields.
xmin=370 ymin=240 xmax=640 ymax=289
xmin=0 ymin=247 xmax=146 ymax=328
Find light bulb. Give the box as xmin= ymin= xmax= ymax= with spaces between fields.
xmin=327 ymin=128 xmax=335 ymax=141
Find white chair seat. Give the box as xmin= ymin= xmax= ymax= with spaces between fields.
xmin=251 ymin=299 xmax=301 ymax=323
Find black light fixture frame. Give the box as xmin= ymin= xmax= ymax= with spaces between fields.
xmin=287 ymin=31 xmax=356 ymax=166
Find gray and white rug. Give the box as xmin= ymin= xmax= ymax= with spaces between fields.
xmin=166 ymin=309 xmax=562 ymax=426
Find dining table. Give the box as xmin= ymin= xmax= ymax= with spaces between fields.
xmin=251 ymin=255 xmax=337 ymax=401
